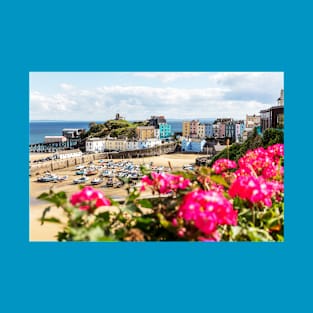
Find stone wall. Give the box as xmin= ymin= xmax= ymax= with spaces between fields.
xmin=30 ymin=143 xmax=177 ymax=175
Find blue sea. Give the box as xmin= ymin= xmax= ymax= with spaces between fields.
xmin=29 ymin=119 xmax=216 ymax=144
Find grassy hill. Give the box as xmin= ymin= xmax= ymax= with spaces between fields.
xmin=81 ymin=119 xmax=149 ymax=139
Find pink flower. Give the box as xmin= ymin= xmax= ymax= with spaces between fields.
xmin=140 ymin=172 xmax=190 ymax=194
xmin=228 ymin=175 xmax=276 ymax=207
xmin=267 ymin=144 xmax=284 ymax=160
xmin=198 ymin=231 xmax=221 ymax=242
xmin=70 ymin=186 xmax=111 ymax=211
xmin=178 ymin=190 xmax=237 ymax=239
xmin=236 ymin=144 xmax=284 ymax=180
xmin=172 ymin=218 xmax=178 ymax=227
xmin=212 ymin=158 xmax=237 ymax=174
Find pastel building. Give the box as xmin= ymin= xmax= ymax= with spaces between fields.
xmin=126 ymin=141 xmax=140 ymax=150
xmin=197 ymin=124 xmax=206 ymax=138
xmin=235 ymin=122 xmax=245 ymax=142
xmin=85 ymin=138 xmax=106 ymax=152
xmin=225 ymin=122 xmax=235 ymax=139
xmin=213 ymin=124 xmax=220 ymax=138
xmin=136 ymin=126 xmax=156 ymax=140
xmin=190 ymin=120 xmax=200 ymax=138
xmin=204 ymin=123 xmax=213 ymax=138
xmin=105 ymin=139 xmax=127 ymax=151
xmin=181 ymin=138 xmax=206 ymax=152
xmin=86 ymin=137 xmax=163 ymax=153
xmin=138 ymin=138 xmax=162 ymax=149
xmin=218 ymin=123 xmax=226 ymax=138
xmin=246 ymin=114 xmax=261 ymax=128
xmin=159 ymin=123 xmax=172 ymax=139
xmin=154 ymin=128 xmax=160 ymax=139
xmin=182 ymin=121 xmax=191 ymax=137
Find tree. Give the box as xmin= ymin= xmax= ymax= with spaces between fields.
xmin=89 ymin=122 xmax=97 ymax=128
xmin=262 ymin=128 xmax=284 ymax=147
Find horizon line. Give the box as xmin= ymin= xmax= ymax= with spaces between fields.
xmin=29 ymin=117 xmax=241 ymax=122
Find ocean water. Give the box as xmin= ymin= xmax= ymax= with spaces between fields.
xmin=29 ymin=121 xmax=92 ymax=144
xmin=29 ymin=119 xmax=215 ymax=144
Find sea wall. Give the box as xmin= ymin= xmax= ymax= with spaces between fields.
xmin=30 ymin=143 xmax=177 ymax=175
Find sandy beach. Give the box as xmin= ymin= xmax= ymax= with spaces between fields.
xmin=29 ymin=153 xmax=200 ymax=241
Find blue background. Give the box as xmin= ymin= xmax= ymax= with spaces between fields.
xmin=1 ymin=0 xmax=311 ymax=312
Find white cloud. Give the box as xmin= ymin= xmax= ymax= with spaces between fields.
xmin=30 ymin=72 xmax=284 ymax=121
xmin=60 ymin=83 xmax=75 ymax=90
xmin=133 ymin=72 xmax=205 ymax=82
xmin=207 ymin=72 xmax=284 ymax=103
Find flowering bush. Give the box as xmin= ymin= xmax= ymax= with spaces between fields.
xmin=212 ymin=158 xmax=237 ymax=174
xmin=70 ymin=186 xmax=111 ymax=212
xmin=38 ymin=144 xmax=284 ymax=242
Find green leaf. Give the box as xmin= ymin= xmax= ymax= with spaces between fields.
xmin=198 ymin=166 xmax=211 ymax=176
xmin=109 ymin=198 xmax=121 ymax=207
xmin=69 ymin=209 xmax=86 ymax=223
xmin=230 ymin=226 xmax=242 ymax=239
xmin=87 ymin=226 xmax=105 ymax=241
xmin=96 ymin=211 xmax=111 ymax=223
xmin=247 ymin=227 xmax=274 ymax=242
xmin=140 ymin=165 xmax=151 ymax=176
xmin=37 ymin=191 xmax=67 ymax=207
xmin=97 ymin=236 xmax=119 ymax=242
xmin=39 ymin=217 xmax=62 ymax=224
xmin=114 ymin=228 xmax=126 ymax=239
xmin=126 ymin=190 xmax=140 ymax=203
xmin=137 ymin=199 xmax=153 ymax=209
xmin=210 ymin=175 xmax=229 ymax=188
xmin=57 ymin=231 xmax=70 ymax=241
xmin=275 ymin=234 xmax=284 ymax=242
xmin=124 ymin=203 xmax=141 ymax=213
xmin=157 ymin=213 xmax=171 ymax=229
xmin=40 ymin=206 xmax=51 ymax=225
xmin=136 ymin=217 xmax=154 ymax=225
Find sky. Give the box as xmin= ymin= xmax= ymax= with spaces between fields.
xmin=29 ymin=72 xmax=284 ymax=121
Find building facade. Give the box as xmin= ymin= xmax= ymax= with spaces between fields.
xmin=197 ymin=124 xmax=206 ymax=139
xmin=277 ymin=89 xmax=284 ymax=106
xmin=246 ymin=114 xmax=261 ymax=128
xmin=204 ymin=123 xmax=213 ymax=138
xmin=190 ymin=120 xmax=199 ymax=138
xmin=54 ymin=149 xmax=83 ymax=159
xmin=85 ymin=138 xmax=106 ymax=153
xmin=181 ymin=138 xmax=206 ymax=152
xmin=260 ymin=106 xmax=284 ymax=132
xmin=136 ymin=126 xmax=156 ymax=140
xmin=44 ymin=136 xmax=67 ymax=144
xmin=260 ymin=89 xmax=284 ymax=133
xmin=86 ymin=137 xmax=163 ymax=153
xmin=218 ymin=123 xmax=226 ymax=138
xmin=62 ymin=128 xmax=84 ymax=139
xmin=159 ymin=123 xmax=172 ymax=139
xmin=182 ymin=121 xmax=191 ymax=137
xmin=225 ymin=122 xmax=235 ymax=140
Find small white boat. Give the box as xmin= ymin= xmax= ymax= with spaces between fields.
xmin=105 ymin=178 xmax=113 ymax=187
xmin=76 ymin=169 xmax=86 ymax=175
xmin=113 ymin=181 xmax=123 ymax=188
xmin=73 ymin=176 xmax=89 ymax=184
xmin=91 ymin=177 xmax=103 ymax=185
xmin=37 ymin=173 xmax=58 ymax=182
xmin=57 ymin=175 xmax=68 ymax=181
